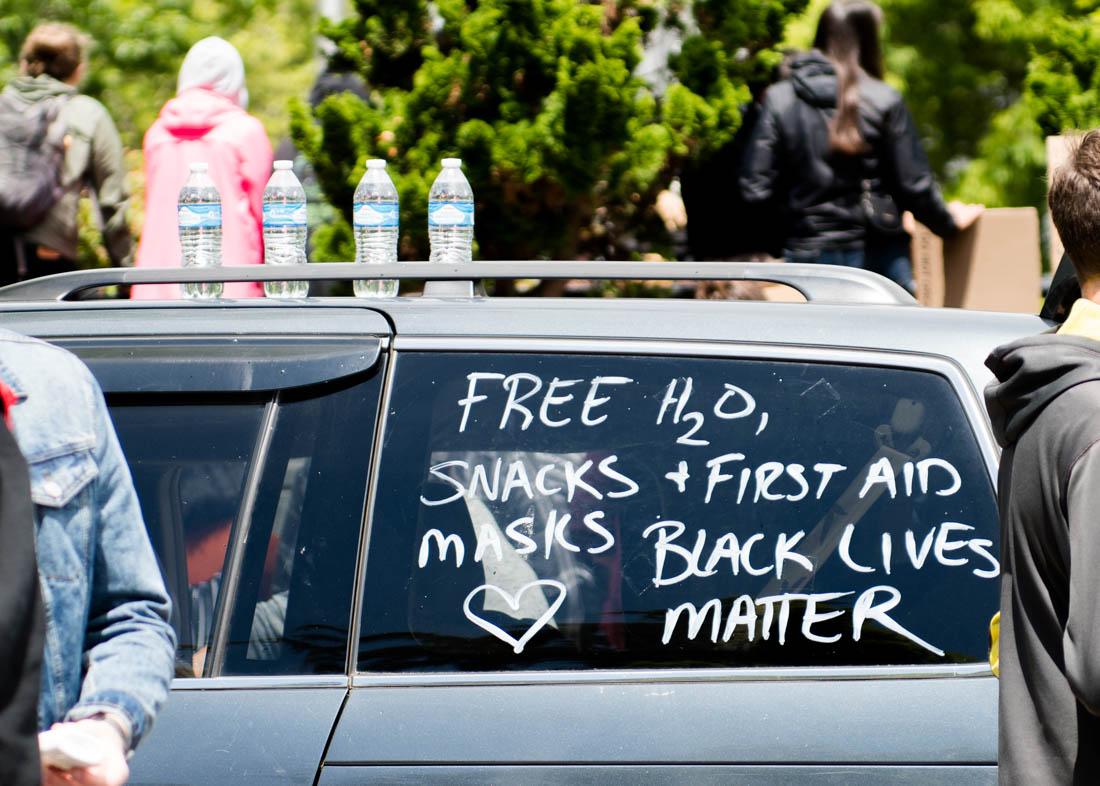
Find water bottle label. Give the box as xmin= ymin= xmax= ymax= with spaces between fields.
xmin=428 ymin=201 xmax=474 ymax=228
xmin=263 ymin=202 xmax=307 ymax=227
xmin=178 ymin=202 xmax=221 ymax=228
xmin=354 ymin=201 xmax=399 ymax=228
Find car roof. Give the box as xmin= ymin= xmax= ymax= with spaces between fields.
xmin=385 ymin=297 xmax=1045 ymax=396
xmin=0 ymin=262 xmax=1046 ymax=395
xmin=0 ymin=295 xmax=1045 ymax=384
xmin=379 ymin=296 xmax=1043 ymax=349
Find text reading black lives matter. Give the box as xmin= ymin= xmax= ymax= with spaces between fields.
xmin=414 ymin=370 xmax=999 ymax=658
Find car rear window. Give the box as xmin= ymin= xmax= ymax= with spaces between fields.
xmin=358 ymin=351 xmax=999 ymax=672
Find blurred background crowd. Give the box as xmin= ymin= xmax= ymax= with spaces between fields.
xmin=1 ymin=0 xmax=1096 ymax=278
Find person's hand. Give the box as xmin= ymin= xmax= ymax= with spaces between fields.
xmin=192 ymin=644 xmax=209 ymax=676
xmin=902 ymin=210 xmax=917 ymax=235
xmin=947 ymin=201 xmax=984 ymax=231
xmin=41 ymin=719 xmax=129 ymax=786
xmin=655 ymin=187 xmax=687 ymax=232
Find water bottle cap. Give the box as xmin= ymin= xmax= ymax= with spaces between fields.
xmin=189 ymin=162 xmax=208 ymax=172
xmin=366 ymin=159 xmax=388 ymax=169
xmin=441 ymin=158 xmax=462 ymax=168
xmin=274 ymin=160 xmax=294 ymax=170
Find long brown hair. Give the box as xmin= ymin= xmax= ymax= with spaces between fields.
xmin=813 ymin=1 xmax=884 ymax=155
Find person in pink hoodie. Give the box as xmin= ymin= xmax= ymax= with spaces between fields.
xmin=133 ymin=37 xmax=272 ymax=299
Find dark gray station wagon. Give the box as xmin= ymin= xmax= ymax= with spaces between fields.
xmin=0 ymin=263 xmax=1045 ymax=784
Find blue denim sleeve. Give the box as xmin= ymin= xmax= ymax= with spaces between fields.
xmin=63 ymin=366 xmax=176 ymax=749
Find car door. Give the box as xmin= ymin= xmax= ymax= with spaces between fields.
xmin=52 ymin=321 xmax=390 ymax=785
xmin=324 ymin=339 xmax=1000 ymax=784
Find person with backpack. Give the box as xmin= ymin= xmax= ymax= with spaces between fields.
xmin=0 ymin=23 xmax=132 ymax=287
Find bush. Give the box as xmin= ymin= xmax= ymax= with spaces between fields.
xmin=298 ymin=0 xmax=806 ymax=263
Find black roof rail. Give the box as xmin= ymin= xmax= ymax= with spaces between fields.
xmin=0 ymin=262 xmax=916 ymax=306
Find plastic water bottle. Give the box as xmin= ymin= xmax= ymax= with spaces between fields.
xmin=353 ymin=159 xmax=399 ymax=297
xmin=428 ymin=158 xmax=474 ymax=264
xmin=262 ymin=160 xmax=309 ymax=298
xmin=178 ymin=162 xmax=222 ymax=299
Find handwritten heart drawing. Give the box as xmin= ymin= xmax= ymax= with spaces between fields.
xmin=463 ymin=580 xmax=567 ymax=654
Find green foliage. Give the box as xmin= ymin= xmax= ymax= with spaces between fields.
xmin=304 ymin=0 xmax=688 ymax=261
xmin=0 ymin=0 xmax=316 ymax=267
xmin=1 ymin=0 xmax=191 ymax=147
xmin=320 ymin=0 xmax=432 ymax=87
xmin=303 ymin=0 xmax=806 ymax=262
xmin=666 ymin=0 xmax=808 ymax=156
xmin=223 ymin=0 xmax=317 ymax=146
xmin=4 ymin=0 xmax=1099 ymax=271
xmin=0 ymin=0 xmax=315 ymax=149
xmin=877 ymin=0 xmax=1024 ymax=183
xmin=666 ymin=0 xmax=806 ymax=261
xmin=782 ymin=0 xmax=828 ymax=48
xmin=881 ymin=0 xmax=1100 ymax=211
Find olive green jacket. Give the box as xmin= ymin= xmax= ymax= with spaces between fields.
xmin=3 ymin=75 xmax=132 ymax=265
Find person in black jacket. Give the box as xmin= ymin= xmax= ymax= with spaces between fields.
xmin=739 ymin=0 xmax=981 ymax=293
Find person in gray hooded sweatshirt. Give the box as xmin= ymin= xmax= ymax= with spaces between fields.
xmin=0 ymin=23 xmax=132 ymax=284
xmin=985 ymin=129 xmax=1100 ymax=784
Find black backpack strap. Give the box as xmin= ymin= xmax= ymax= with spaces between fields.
xmin=41 ymin=93 xmax=71 ymax=148
xmin=0 ymin=91 xmax=73 ymax=231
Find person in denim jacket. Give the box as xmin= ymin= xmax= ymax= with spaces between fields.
xmin=0 ymin=328 xmax=175 ymax=785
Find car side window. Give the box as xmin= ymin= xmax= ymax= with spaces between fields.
xmin=110 ymin=367 xmax=381 ymax=678
xmin=110 ymin=399 xmax=263 ymax=677
xmin=221 ymin=373 xmax=379 ymax=676
xmin=358 ymin=352 xmax=999 ymax=673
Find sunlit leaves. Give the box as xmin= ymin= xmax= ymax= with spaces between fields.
xmin=305 ymin=0 xmax=693 ymax=261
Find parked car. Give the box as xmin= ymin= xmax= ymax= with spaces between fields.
xmin=0 ymin=263 xmax=1045 ymax=784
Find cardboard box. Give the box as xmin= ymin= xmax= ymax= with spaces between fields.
xmin=910 ymin=221 xmax=944 ymax=307
xmin=910 ymin=207 xmax=1041 ymax=312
